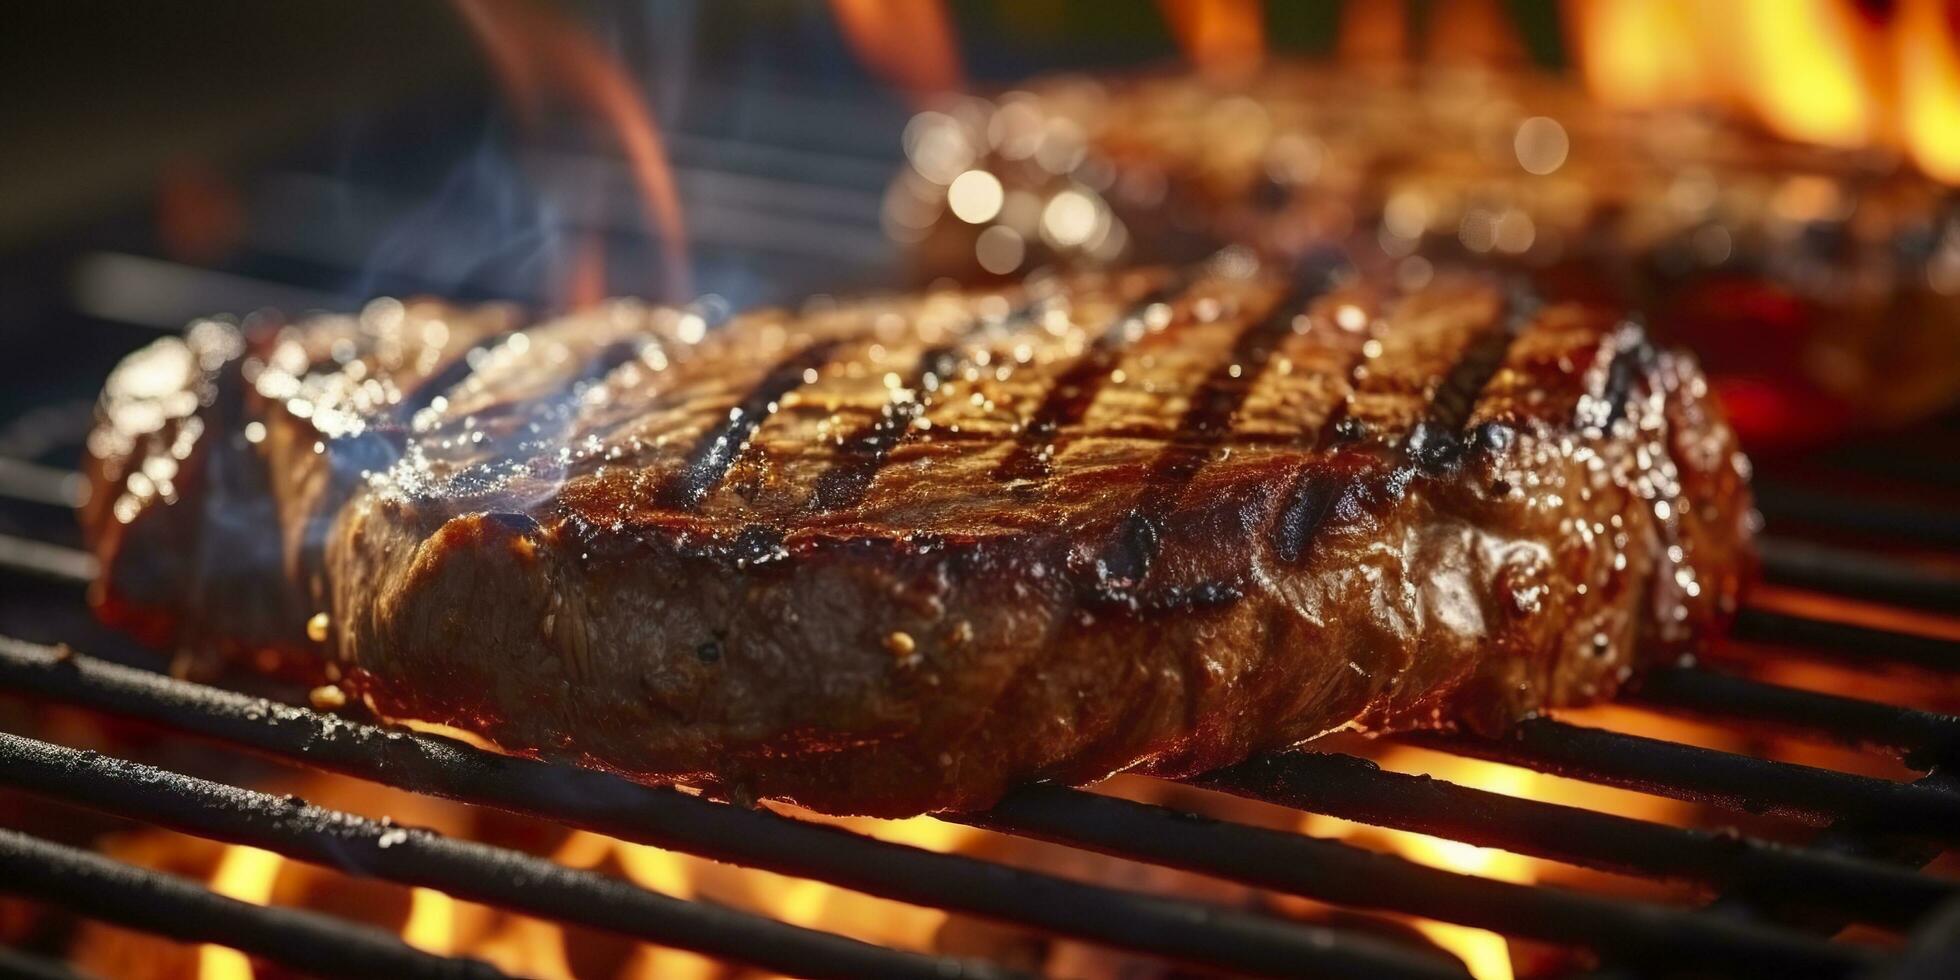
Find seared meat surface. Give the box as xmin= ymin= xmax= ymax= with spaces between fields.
xmin=84 ymin=261 xmax=1752 ymax=815
xmin=897 ymin=64 xmax=1960 ymax=445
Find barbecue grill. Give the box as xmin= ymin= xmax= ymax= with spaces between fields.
xmin=5 ymin=5 xmax=1960 ymax=978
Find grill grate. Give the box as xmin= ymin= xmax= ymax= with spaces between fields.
xmin=0 ymin=538 xmax=1956 ymax=977
xmin=3 ymin=62 xmax=1960 ymax=980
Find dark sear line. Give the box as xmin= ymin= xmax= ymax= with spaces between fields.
xmin=1273 ymin=279 xmax=1536 ymax=565
xmin=810 ymin=299 xmax=1043 ymax=513
xmin=991 ymin=277 xmax=1190 ymax=486
xmin=807 ymin=344 xmax=963 ymax=513
xmin=1086 ymin=272 xmax=1337 ymax=606
xmin=1404 ymin=280 xmax=1541 ymax=472
xmin=658 ymin=339 xmax=846 ymax=511
xmin=1594 ymin=320 xmax=1660 ymax=429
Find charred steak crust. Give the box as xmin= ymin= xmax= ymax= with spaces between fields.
xmin=84 ymin=264 xmax=1753 ymax=816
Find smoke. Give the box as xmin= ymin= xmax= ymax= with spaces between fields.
xmin=344 ymin=122 xmax=576 ymax=307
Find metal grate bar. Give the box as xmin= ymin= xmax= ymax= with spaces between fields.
xmin=0 ymin=946 xmax=94 ymax=980
xmin=1879 ymin=895 xmax=1960 ymax=980
xmin=1753 ymin=482 xmax=1960 ymax=549
xmin=1731 ymin=608 xmax=1960 ymax=674
xmin=1759 ymin=538 xmax=1960 ymax=613
xmin=0 ymin=730 xmax=1010 ymax=980
xmin=0 ymin=827 xmax=504 ymax=980
xmin=0 ymin=637 xmax=1463 ymax=980
xmin=1631 ymin=665 xmax=1960 ymax=765
xmin=1408 ymin=719 xmax=1960 ymax=837
xmin=953 ymin=785 xmax=1880 ymax=978
xmin=0 ymin=534 xmax=96 ymax=584
xmin=1186 ymin=751 xmax=1953 ymax=929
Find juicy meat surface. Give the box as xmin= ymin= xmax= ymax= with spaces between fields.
xmin=83 ymin=262 xmax=1753 ymax=815
xmin=896 ymin=64 xmax=1960 ymax=445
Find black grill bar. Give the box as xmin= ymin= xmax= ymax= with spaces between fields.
xmin=0 ymin=945 xmax=93 ymax=980
xmin=1186 ymin=751 xmax=1953 ymax=929
xmin=0 ymin=637 xmax=1465 ymax=980
xmin=1730 ymin=608 xmax=1960 ymax=674
xmin=954 ymin=785 xmax=1879 ymax=978
xmin=1880 ymin=895 xmax=1960 ymax=980
xmin=0 ymin=827 xmax=504 ymax=980
xmin=1758 ymin=538 xmax=1960 ymax=613
xmin=1753 ymin=482 xmax=1960 ymax=549
xmin=1693 ymin=769 xmax=1959 ymax=940
xmin=1631 ymin=665 xmax=1960 ymax=765
xmin=0 ymin=730 xmax=1010 ymax=980
xmin=1409 ymin=719 xmax=1960 ymax=838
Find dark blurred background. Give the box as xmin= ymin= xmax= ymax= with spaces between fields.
xmin=0 ymin=2 xmax=1574 ymax=419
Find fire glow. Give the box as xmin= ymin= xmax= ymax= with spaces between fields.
xmin=1569 ymin=0 xmax=1960 ymax=180
xmin=454 ymin=0 xmax=691 ymax=303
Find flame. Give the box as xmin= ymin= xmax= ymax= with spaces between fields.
xmin=1568 ymin=0 xmax=1890 ymax=152
xmin=1294 ymin=738 xmax=1713 ymax=980
xmin=1724 ymin=0 xmax=1879 ymax=148
xmin=1160 ymin=0 xmax=1266 ymax=82
xmin=565 ymin=232 xmax=609 ymax=311
xmin=197 ymin=846 xmax=285 ymax=980
xmin=1299 ymin=751 xmax=1534 ymax=980
xmin=402 ymin=888 xmax=458 ymax=956
xmin=829 ymin=0 xmax=965 ymax=108
xmin=1565 ymin=0 xmax=1709 ymax=107
xmin=1337 ymin=0 xmax=1408 ymax=63
xmin=454 ymin=0 xmax=691 ymax=300
xmin=1898 ymin=0 xmax=1960 ymax=182
xmin=1424 ymin=0 xmax=1525 ymax=66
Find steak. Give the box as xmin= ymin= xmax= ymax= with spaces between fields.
xmin=895 ymin=64 xmax=1960 ymax=445
xmin=83 ymin=260 xmax=1753 ymax=816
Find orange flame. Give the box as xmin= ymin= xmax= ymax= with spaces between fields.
xmin=565 ymin=232 xmax=609 ymax=311
xmin=454 ymin=0 xmax=691 ymax=300
xmin=197 ymin=846 xmax=285 ymax=980
xmin=1568 ymin=0 xmax=1895 ymax=153
xmin=1724 ymin=0 xmax=1880 ymax=148
xmin=1338 ymin=0 xmax=1409 ymax=63
xmin=829 ymin=0 xmax=966 ymax=108
xmin=1425 ymin=0 xmax=1526 ymax=66
xmin=1160 ymin=0 xmax=1266 ymax=82
xmin=1898 ymin=0 xmax=1960 ymax=182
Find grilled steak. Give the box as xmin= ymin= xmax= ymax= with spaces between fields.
xmin=896 ymin=64 xmax=1960 ymax=445
xmin=83 ymin=260 xmax=1752 ymax=816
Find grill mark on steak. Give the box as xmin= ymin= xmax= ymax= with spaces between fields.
xmin=1405 ymin=281 xmax=1540 ymax=472
xmin=808 ymin=344 xmax=961 ymax=512
xmin=82 ymin=264 xmax=1758 ymax=818
xmin=659 ymin=338 xmax=846 ymax=511
xmin=1594 ymin=323 xmax=1660 ymax=429
xmin=1271 ymin=281 xmax=1533 ymax=564
xmin=811 ymin=298 xmax=1042 ymax=513
xmin=391 ymin=326 xmax=526 ymax=420
xmin=1085 ymin=270 xmax=1341 ymax=607
xmin=991 ymin=278 xmax=1188 ymax=485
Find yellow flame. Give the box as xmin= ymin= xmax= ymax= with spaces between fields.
xmin=1567 ymin=0 xmax=1711 ymax=108
xmin=1298 ymin=753 xmax=1547 ymax=980
xmin=1727 ymin=0 xmax=1876 ymax=146
xmin=403 ymin=887 xmax=458 ymax=956
xmin=1899 ymin=0 xmax=1960 ymax=181
xmin=197 ymin=846 xmax=285 ymax=980
xmin=472 ymin=919 xmax=576 ymax=980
